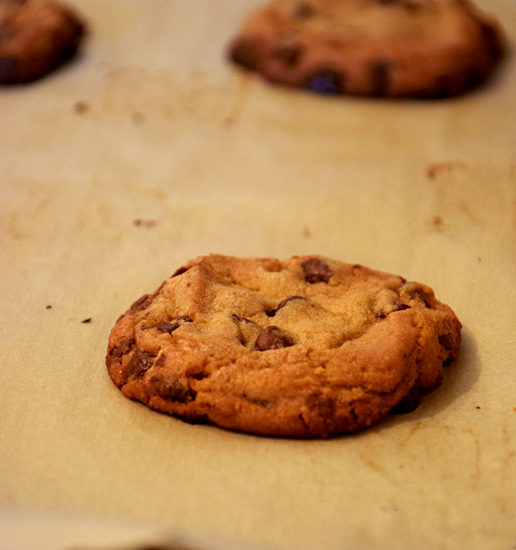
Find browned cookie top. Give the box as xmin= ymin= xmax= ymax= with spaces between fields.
xmin=228 ymin=0 xmax=504 ymax=97
xmin=106 ymin=255 xmax=461 ymax=438
xmin=0 ymin=0 xmax=85 ymax=84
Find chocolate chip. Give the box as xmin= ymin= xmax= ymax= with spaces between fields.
xmin=438 ymin=333 xmax=455 ymax=351
xmin=294 ymin=2 xmax=315 ymax=18
xmin=124 ymin=347 xmax=154 ymax=381
xmin=153 ymin=377 xmax=196 ymax=403
xmin=371 ymin=60 xmax=392 ymax=96
xmin=377 ymin=302 xmax=410 ymax=319
xmin=155 ymin=315 xmax=192 ymax=334
xmin=128 ymin=293 xmax=154 ymax=314
xmin=401 ymin=284 xmax=433 ymax=308
xmin=255 ymin=326 xmax=294 ymax=351
xmin=81 ymin=317 xmax=92 ymax=323
xmin=266 ymin=295 xmax=306 ymax=317
xmin=301 ymin=258 xmax=332 ymax=283
xmin=172 ymin=266 xmax=188 ymax=277
xmin=109 ymin=336 xmax=136 ymax=359
xmin=412 ymin=288 xmax=432 ymax=308
xmin=308 ymin=69 xmax=341 ymax=94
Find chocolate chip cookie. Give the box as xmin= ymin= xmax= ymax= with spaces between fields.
xmin=106 ymin=255 xmax=461 ymax=438
xmin=0 ymin=0 xmax=85 ymax=84
xmin=228 ymin=0 xmax=504 ymax=98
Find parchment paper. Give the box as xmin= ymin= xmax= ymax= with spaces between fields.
xmin=1 ymin=1 xmax=515 ymax=549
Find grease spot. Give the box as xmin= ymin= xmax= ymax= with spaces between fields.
xmin=73 ymin=100 xmax=89 ymax=114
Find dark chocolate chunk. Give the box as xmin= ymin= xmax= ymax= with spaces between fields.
xmin=124 ymin=347 xmax=154 ymax=381
xmin=255 ymin=326 xmax=294 ymax=351
xmin=266 ymin=295 xmax=306 ymax=317
xmin=155 ymin=315 xmax=193 ymax=334
xmin=81 ymin=317 xmax=92 ymax=324
xmin=301 ymin=257 xmax=332 ymax=283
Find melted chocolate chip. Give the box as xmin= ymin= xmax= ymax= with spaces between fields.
xmin=153 ymin=377 xmax=196 ymax=403
xmin=124 ymin=347 xmax=154 ymax=381
xmin=255 ymin=326 xmax=294 ymax=351
xmin=266 ymin=295 xmax=306 ymax=317
xmin=110 ymin=336 xmax=136 ymax=359
xmin=128 ymin=293 xmax=154 ymax=314
xmin=438 ymin=333 xmax=455 ymax=351
xmin=301 ymin=258 xmax=332 ymax=283
xmin=172 ymin=266 xmax=188 ymax=277
xmin=155 ymin=315 xmax=193 ymax=334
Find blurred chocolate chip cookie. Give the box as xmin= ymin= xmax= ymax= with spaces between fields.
xmin=228 ymin=0 xmax=504 ymax=98
xmin=0 ymin=0 xmax=85 ymax=84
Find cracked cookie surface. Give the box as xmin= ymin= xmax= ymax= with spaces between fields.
xmin=106 ymin=254 xmax=461 ymax=437
xmin=228 ymin=0 xmax=504 ymax=98
xmin=0 ymin=0 xmax=85 ymax=84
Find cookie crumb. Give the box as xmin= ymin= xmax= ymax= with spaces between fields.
xmin=133 ymin=218 xmax=157 ymax=228
xmin=74 ymin=100 xmax=89 ymax=114
xmin=81 ymin=317 xmax=92 ymax=324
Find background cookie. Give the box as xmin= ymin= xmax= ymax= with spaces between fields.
xmin=0 ymin=0 xmax=85 ymax=84
xmin=106 ymin=255 xmax=461 ymax=438
xmin=228 ymin=0 xmax=505 ymax=98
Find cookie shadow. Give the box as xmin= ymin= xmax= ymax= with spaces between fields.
xmin=374 ymin=325 xmax=480 ymax=432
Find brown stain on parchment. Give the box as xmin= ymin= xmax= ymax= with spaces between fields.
xmin=426 ymin=161 xmax=466 ymax=180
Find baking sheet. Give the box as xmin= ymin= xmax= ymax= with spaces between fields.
xmin=1 ymin=1 xmax=515 ymax=549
